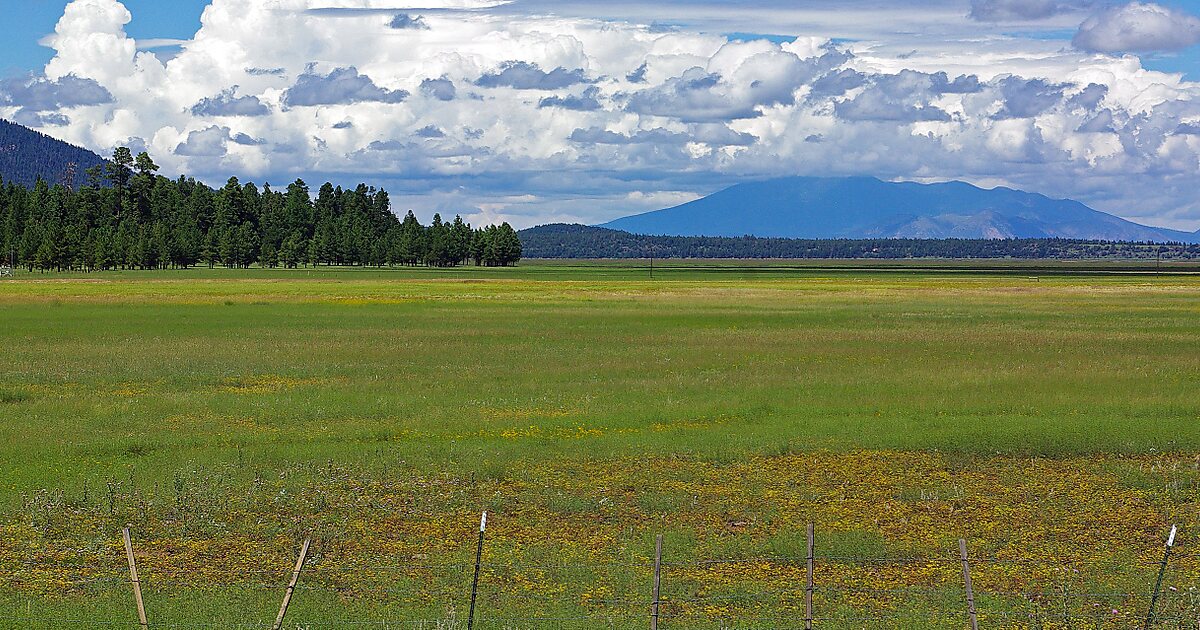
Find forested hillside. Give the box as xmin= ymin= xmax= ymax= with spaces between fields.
xmin=519 ymin=224 xmax=1200 ymax=260
xmin=0 ymin=148 xmax=521 ymax=271
xmin=0 ymin=119 xmax=107 ymax=188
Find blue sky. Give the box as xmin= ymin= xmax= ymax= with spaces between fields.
xmin=1129 ymin=0 xmax=1200 ymax=77
xmin=2 ymin=0 xmax=1200 ymax=230
xmin=0 ymin=0 xmax=209 ymax=77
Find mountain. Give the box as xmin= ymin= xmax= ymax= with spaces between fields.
xmin=602 ymin=177 xmax=1200 ymax=243
xmin=0 ymin=119 xmax=107 ymax=188
xmin=519 ymin=224 xmax=1200 ymax=260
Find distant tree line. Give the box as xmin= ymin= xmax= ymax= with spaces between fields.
xmin=520 ymin=224 xmax=1200 ymax=260
xmin=0 ymin=148 xmax=522 ymax=271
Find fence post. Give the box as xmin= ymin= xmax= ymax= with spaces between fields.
xmin=959 ymin=539 xmax=979 ymax=630
xmin=805 ymin=523 xmax=815 ymax=630
xmin=1145 ymin=525 xmax=1178 ymax=629
xmin=121 ymin=527 xmax=148 ymax=630
xmin=273 ymin=537 xmax=311 ymax=630
xmin=651 ymin=534 xmax=663 ymax=630
xmin=468 ymin=512 xmax=487 ymax=630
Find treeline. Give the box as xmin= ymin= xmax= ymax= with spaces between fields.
xmin=520 ymin=224 xmax=1200 ymax=260
xmin=0 ymin=148 xmax=521 ymax=271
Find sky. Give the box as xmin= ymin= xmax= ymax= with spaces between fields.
xmin=2 ymin=0 xmax=1200 ymax=230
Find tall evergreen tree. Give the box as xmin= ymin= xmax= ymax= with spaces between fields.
xmin=0 ymin=147 xmax=519 ymax=272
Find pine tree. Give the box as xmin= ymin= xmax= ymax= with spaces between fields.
xmin=280 ymin=232 xmax=304 ymax=268
xmin=201 ymin=231 xmax=218 ymax=268
xmin=261 ymin=241 xmax=278 ymax=268
xmin=106 ymin=148 xmax=134 ymax=207
xmin=497 ymin=223 xmax=522 ymax=266
xmin=450 ymin=215 xmax=472 ymax=266
xmin=0 ymin=147 xmax=524 ymax=272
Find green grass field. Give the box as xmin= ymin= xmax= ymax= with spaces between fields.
xmin=1 ymin=262 xmax=1199 ymax=628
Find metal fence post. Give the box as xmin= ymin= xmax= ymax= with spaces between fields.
xmin=468 ymin=512 xmax=487 ymax=630
xmin=121 ymin=527 xmax=148 ymax=630
xmin=1145 ymin=525 xmax=1178 ymax=629
xmin=273 ymin=537 xmax=311 ymax=630
xmin=960 ymin=539 xmax=979 ymax=630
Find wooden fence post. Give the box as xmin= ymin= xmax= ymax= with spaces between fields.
xmin=121 ymin=527 xmax=148 ymax=630
xmin=651 ymin=534 xmax=663 ymax=630
xmin=959 ymin=539 xmax=979 ymax=630
xmin=273 ymin=537 xmax=311 ymax=630
xmin=806 ymin=523 xmax=815 ymax=630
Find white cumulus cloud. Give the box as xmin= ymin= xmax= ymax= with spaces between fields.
xmin=3 ymin=0 xmax=1200 ymax=230
xmin=1073 ymin=3 xmax=1200 ymax=53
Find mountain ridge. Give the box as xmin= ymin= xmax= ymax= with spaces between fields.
xmin=601 ymin=177 xmax=1200 ymax=244
xmin=0 ymin=119 xmax=107 ymax=188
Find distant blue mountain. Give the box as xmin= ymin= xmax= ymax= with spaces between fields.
xmin=602 ymin=177 xmax=1200 ymax=243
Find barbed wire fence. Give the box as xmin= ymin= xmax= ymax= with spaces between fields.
xmin=4 ymin=518 xmax=1198 ymax=629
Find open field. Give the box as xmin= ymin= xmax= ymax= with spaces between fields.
xmin=1 ymin=262 xmax=1199 ymax=628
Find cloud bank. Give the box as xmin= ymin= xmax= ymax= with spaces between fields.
xmin=1073 ymin=3 xmax=1200 ymax=53
xmin=970 ymin=0 xmax=1094 ymax=22
xmin=2 ymin=0 xmax=1200 ymax=231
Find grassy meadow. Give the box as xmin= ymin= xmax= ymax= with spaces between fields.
xmin=1 ymin=261 xmax=1199 ymax=628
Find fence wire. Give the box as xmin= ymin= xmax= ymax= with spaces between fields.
xmin=3 ymin=534 xmax=1199 ymax=629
